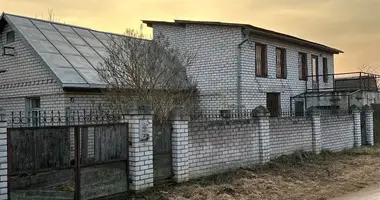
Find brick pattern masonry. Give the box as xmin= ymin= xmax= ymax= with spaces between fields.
xmin=188 ymin=120 xmax=260 ymax=178
xmin=321 ymin=115 xmax=355 ymax=152
xmin=0 ymin=122 xmax=7 ymax=200
xmin=185 ymin=108 xmax=369 ymax=179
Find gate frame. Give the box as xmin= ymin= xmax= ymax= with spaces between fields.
xmin=6 ymin=110 xmax=130 ymax=200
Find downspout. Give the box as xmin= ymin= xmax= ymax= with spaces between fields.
xmin=237 ymin=29 xmax=250 ymax=111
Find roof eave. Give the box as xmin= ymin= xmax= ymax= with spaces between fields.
xmin=245 ymin=28 xmax=343 ymax=54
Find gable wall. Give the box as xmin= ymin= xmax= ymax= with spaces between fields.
xmin=0 ymin=22 xmax=65 ymax=117
xmin=152 ymin=24 xmax=243 ymax=110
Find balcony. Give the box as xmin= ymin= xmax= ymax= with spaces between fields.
xmin=306 ymin=72 xmax=380 ymax=93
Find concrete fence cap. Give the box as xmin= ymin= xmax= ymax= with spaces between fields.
xmin=350 ymin=104 xmax=360 ymax=112
xmin=252 ymin=106 xmax=269 ymax=117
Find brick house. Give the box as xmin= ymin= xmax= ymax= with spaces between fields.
xmin=143 ymin=20 xmax=347 ymax=115
xmin=0 ymin=13 xmax=155 ymax=119
xmin=0 ymin=12 xmax=377 ymax=118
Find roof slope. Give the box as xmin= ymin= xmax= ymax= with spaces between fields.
xmin=143 ymin=19 xmax=343 ymax=54
xmin=1 ymin=13 xmax=190 ymax=89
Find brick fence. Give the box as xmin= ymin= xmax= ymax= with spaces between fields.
xmin=0 ymin=105 xmax=375 ymax=197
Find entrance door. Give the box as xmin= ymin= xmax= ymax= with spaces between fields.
xmin=267 ymin=93 xmax=280 ymax=117
xmin=312 ymin=55 xmax=319 ymax=91
xmin=295 ymin=101 xmax=305 ymax=116
xmin=153 ymin=123 xmax=173 ymax=183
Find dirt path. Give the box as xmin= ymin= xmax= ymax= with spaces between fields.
xmin=132 ymin=147 xmax=380 ymax=200
xmin=332 ymin=184 xmax=380 ymax=200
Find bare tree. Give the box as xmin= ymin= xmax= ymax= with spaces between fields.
xmin=358 ymin=64 xmax=380 ymax=74
xmin=357 ymin=64 xmax=380 ymax=90
xmin=97 ymin=29 xmax=197 ymax=122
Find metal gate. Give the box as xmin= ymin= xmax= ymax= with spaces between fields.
xmin=7 ymin=110 xmax=130 ymax=200
xmin=153 ymin=123 xmax=173 ymax=183
xmin=372 ymin=104 xmax=380 ymax=145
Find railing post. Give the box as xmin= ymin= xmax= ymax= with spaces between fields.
xmin=253 ymin=106 xmax=270 ymax=164
xmin=74 ymin=126 xmax=81 ymax=200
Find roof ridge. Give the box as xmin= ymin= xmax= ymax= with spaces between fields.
xmin=3 ymin=12 xmax=133 ymax=39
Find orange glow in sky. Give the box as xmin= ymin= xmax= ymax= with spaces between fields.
xmin=1 ymin=0 xmax=380 ymax=73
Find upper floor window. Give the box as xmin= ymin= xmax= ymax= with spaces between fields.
xmin=323 ymin=57 xmax=328 ymax=83
xmin=255 ymin=43 xmax=267 ymax=77
xmin=276 ymin=48 xmax=286 ymax=79
xmin=27 ymin=97 xmax=41 ymax=126
xmin=6 ymin=31 xmax=15 ymax=44
xmin=298 ymin=52 xmax=307 ymax=81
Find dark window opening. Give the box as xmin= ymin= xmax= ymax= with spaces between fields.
xmin=276 ymin=48 xmax=286 ymax=79
xmin=6 ymin=31 xmax=15 ymax=44
xmin=298 ymin=53 xmax=307 ymax=80
xmin=323 ymin=57 xmax=328 ymax=83
xmin=267 ymin=93 xmax=281 ymax=117
xmin=295 ymin=101 xmax=304 ymax=116
xmin=255 ymin=43 xmax=267 ymax=77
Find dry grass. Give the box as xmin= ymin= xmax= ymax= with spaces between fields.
xmin=132 ymin=146 xmax=380 ymax=200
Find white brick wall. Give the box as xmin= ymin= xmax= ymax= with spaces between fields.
xmin=269 ymin=117 xmax=313 ymax=158
xmin=171 ymin=119 xmax=189 ymax=182
xmin=0 ymin=23 xmax=64 ymax=117
xmin=188 ymin=120 xmax=260 ymax=178
xmin=151 ymin=23 xmax=335 ymax=111
xmin=0 ymin=122 xmax=7 ymax=200
xmin=153 ymin=24 xmax=242 ymax=110
xmin=321 ymin=115 xmax=355 ymax=151
xmin=186 ymin=111 xmax=358 ymax=179
xmin=240 ymin=37 xmax=334 ymax=111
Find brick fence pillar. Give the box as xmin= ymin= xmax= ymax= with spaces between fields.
xmin=363 ymin=105 xmax=374 ymax=146
xmin=309 ymin=107 xmax=322 ymax=154
xmin=171 ymin=114 xmax=189 ymax=183
xmin=128 ymin=109 xmax=154 ymax=191
xmin=0 ymin=113 xmax=7 ymax=200
xmin=253 ymin=106 xmax=270 ymax=164
xmin=351 ymin=105 xmax=362 ymax=147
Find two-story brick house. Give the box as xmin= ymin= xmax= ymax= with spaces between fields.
xmin=1 ymin=12 xmax=366 ymax=118
xmin=143 ymin=20 xmax=344 ymax=115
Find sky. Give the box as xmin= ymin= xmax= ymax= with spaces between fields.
xmin=1 ymin=0 xmax=380 ymax=73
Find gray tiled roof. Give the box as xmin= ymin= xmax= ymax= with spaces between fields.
xmin=1 ymin=13 xmax=190 ymax=89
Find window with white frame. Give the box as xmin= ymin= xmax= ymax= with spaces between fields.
xmin=27 ymin=97 xmax=40 ymax=126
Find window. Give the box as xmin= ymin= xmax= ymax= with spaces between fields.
xmin=323 ymin=57 xmax=328 ymax=83
xmin=255 ymin=44 xmax=267 ymax=77
xmin=28 ymin=97 xmax=40 ymax=126
xmin=298 ymin=53 xmax=307 ymax=80
xmin=311 ymin=55 xmax=319 ymax=90
xmin=276 ymin=48 xmax=286 ymax=78
xmin=6 ymin=31 xmax=15 ymax=44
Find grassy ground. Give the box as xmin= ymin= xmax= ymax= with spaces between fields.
xmin=131 ymin=146 xmax=380 ymax=200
